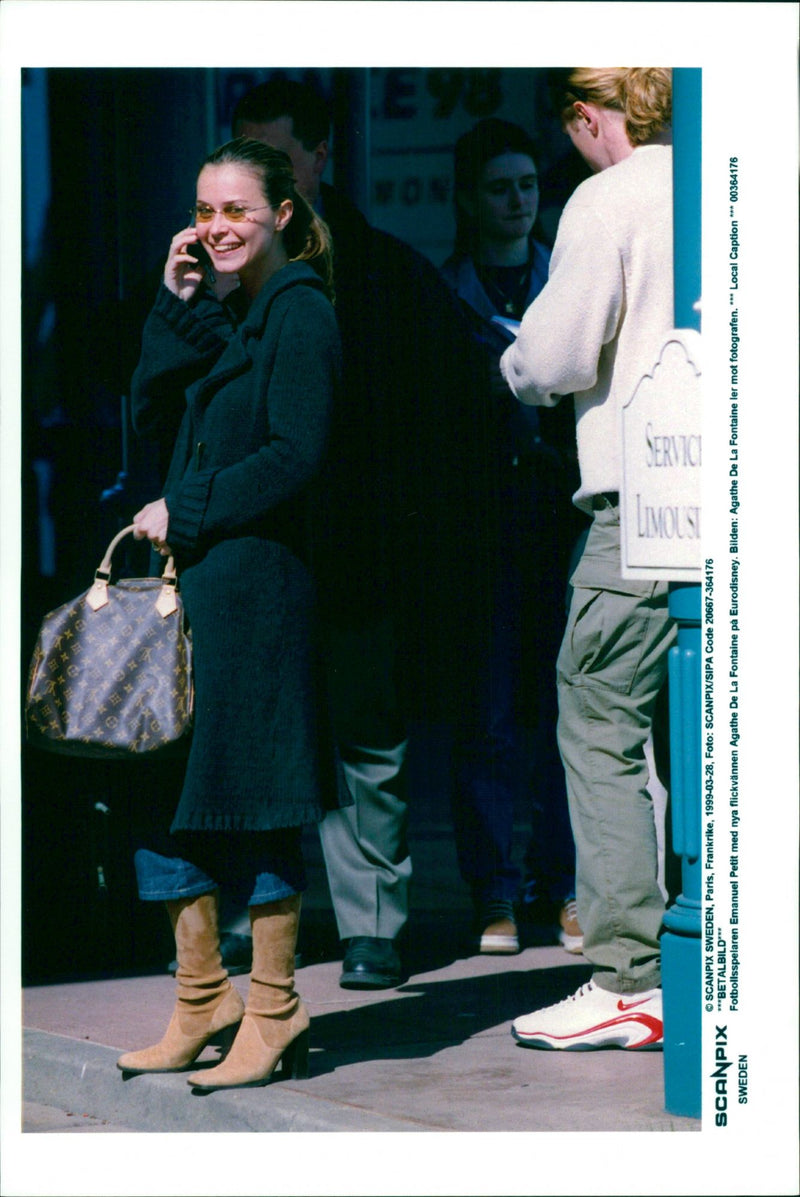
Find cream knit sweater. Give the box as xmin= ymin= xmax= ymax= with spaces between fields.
xmin=500 ymin=145 xmax=674 ymax=514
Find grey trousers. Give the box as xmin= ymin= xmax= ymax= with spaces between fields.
xmin=319 ymin=616 xmax=411 ymax=940
xmin=556 ymin=502 xmax=676 ymax=994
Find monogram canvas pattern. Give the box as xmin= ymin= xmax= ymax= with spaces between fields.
xmin=26 ymin=576 xmax=193 ymax=758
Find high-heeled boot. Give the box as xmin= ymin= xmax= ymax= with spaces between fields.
xmin=117 ymin=889 xmax=244 ymax=1073
xmin=187 ymin=894 xmax=309 ymax=1090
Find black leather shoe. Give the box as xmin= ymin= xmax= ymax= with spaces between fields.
xmin=339 ymin=937 xmax=402 ymax=989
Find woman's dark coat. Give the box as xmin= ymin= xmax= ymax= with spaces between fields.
xmin=131 ymin=261 xmax=347 ymax=832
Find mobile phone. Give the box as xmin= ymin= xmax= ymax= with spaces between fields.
xmin=186 ymin=237 xmax=216 ymax=283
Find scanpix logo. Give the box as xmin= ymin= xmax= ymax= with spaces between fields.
xmin=711 ymin=1024 xmax=733 ymax=1126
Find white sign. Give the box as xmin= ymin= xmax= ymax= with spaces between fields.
xmin=621 ymin=329 xmax=703 ymax=581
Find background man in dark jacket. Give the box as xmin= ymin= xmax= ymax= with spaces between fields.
xmin=232 ymin=79 xmax=493 ymax=989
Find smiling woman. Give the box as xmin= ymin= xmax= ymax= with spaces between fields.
xmin=191 ymin=164 xmax=288 ymax=299
xmin=116 ymin=137 xmax=347 ymax=1093
xmin=162 ymin=138 xmax=334 ymax=306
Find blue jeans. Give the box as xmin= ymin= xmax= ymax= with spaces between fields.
xmin=450 ymin=554 xmax=523 ymax=906
xmin=450 ymin=573 xmax=575 ymax=907
xmin=451 ymin=464 xmax=576 ymax=907
xmin=134 ymin=828 xmax=306 ymax=906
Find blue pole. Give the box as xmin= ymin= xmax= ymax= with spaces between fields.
xmin=662 ymin=67 xmax=703 ymax=1119
xmin=672 ymin=69 xmax=703 ymax=333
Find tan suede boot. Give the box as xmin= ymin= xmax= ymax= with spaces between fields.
xmin=187 ymin=894 xmax=309 ymax=1090
xmin=117 ymin=890 xmax=244 ymax=1074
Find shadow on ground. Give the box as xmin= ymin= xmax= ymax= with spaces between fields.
xmin=286 ymin=962 xmax=593 ymax=1078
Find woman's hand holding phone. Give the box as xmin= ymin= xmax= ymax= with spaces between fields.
xmin=164 ymin=227 xmax=214 ymax=301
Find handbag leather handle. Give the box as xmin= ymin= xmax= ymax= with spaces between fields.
xmin=86 ymin=524 xmax=179 ymax=615
xmin=97 ymin=523 xmax=177 ymax=579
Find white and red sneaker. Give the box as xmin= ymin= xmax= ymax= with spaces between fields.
xmin=511 ymin=979 xmax=663 ymax=1050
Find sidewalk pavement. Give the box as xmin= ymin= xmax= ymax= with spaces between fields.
xmin=22 ymin=948 xmax=701 ymax=1136
xmin=21 ymin=828 xmax=701 ymax=1136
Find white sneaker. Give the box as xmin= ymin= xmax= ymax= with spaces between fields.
xmin=511 ymin=980 xmax=663 ymax=1050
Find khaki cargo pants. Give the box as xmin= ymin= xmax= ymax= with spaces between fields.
xmin=556 ymin=501 xmax=677 ymax=994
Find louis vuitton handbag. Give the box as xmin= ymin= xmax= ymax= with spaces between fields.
xmin=25 ymin=524 xmax=193 ymax=758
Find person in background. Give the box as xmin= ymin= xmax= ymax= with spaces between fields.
xmin=501 ymin=68 xmax=676 ymax=1049
xmin=440 ymin=118 xmax=583 ymax=957
xmin=232 ymin=79 xmax=492 ymax=989
xmin=117 ymin=137 xmax=346 ymax=1090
